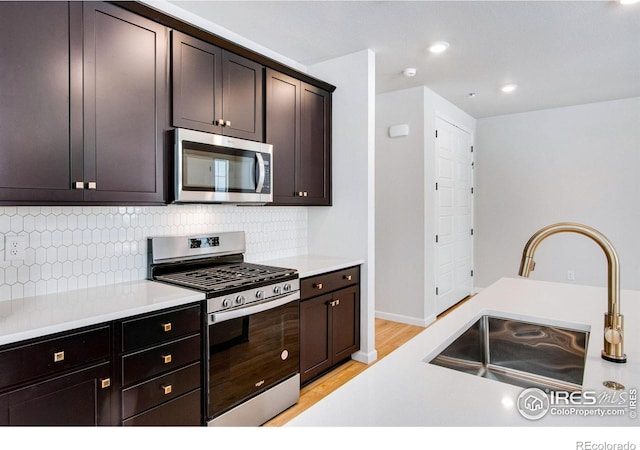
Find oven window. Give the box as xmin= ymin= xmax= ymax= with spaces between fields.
xmin=183 ymin=147 xmax=256 ymax=192
xmin=208 ymin=300 xmax=299 ymax=419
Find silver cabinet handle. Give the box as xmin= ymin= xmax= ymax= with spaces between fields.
xmin=162 ymin=385 xmax=172 ymax=395
xmin=53 ymin=351 xmax=65 ymax=362
xmin=87 ymin=181 xmax=97 ymax=190
xmin=101 ymin=378 xmax=111 ymax=389
xmin=74 ymin=181 xmax=85 ymax=190
xmin=162 ymin=354 xmax=172 ymax=364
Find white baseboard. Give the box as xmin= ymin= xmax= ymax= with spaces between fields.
xmin=351 ymin=349 xmax=378 ymax=364
xmin=374 ymin=310 xmax=436 ymax=328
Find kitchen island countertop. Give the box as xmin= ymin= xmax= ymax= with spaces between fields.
xmin=286 ymin=277 xmax=640 ymax=427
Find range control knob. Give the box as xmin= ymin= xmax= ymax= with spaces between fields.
xmin=283 ymin=283 xmax=291 ymax=293
xmin=222 ymin=298 xmax=232 ymax=308
xmin=273 ymin=286 xmax=281 ymax=295
xmin=255 ymin=290 xmax=264 ymax=299
xmin=235 ymin=295 xmax=245 ymax=306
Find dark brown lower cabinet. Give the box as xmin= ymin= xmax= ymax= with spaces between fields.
xmin=0 ymin=361 xmax=113 ymax=426
xmin=300 ymin=269 xmax=360 ymax=385
xmin=117 ymin=304 xmax=203 ymax=426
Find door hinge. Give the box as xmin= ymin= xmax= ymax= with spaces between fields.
xmin=436 ymin=287 xmax=439 ymax=295
xmin=470 ymin=145 xmax=474 ymax=153
xmin=435 ymin=235 xmax=439 ymax=243
xmin=435 ymin=130 xmax=438 ymax=138
xmin=470 ymin=228 xmax=474 ymax=236
xmin=471 ymin=270 xmax=474 ymax=277
xmin=471 ymin=187 xmax=474 ymax=194
xmin=435 ymin=182 xmax=438 ymax=191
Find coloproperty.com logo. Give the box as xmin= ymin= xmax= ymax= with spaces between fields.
xmin=516 ymin=387 xmax=638 ymax=421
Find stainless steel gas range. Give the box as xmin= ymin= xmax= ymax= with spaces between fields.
xmin=148 ymin=231 xmax=300 ymax=426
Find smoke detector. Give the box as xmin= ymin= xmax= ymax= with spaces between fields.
xmin=403 ymin=68 xmax=417 ymax=77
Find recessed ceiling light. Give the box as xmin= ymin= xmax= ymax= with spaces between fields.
xmin=429 ymin=41 xmax=450 ymax=54
xmin=619 ymin=0 xmax=639 ymax=5
xmin=501 ymin=84 xmax=518 ymax=93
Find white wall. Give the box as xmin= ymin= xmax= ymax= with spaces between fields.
xmin=475 ymin=97 xmax=640 ymax=291
xmin=375 ymin=87 xmax=426 ymax=324
xmin=375 ymin=86 xmax=476 ymax=326
xmin=307 ymin=49 xmax=377 ymax=364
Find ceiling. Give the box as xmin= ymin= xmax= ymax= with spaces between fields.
xmin=167 ymin=1 xmax=640 ymax=118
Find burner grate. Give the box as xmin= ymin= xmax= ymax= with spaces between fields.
xmin=155 ymin=263 xmax=295 ymax=291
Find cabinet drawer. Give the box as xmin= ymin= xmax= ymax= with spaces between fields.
xmin=301 ymin=266 xmax=360 ymax=300
xmin=121 ymin=304 xmax=201 ymax=352
xmin=122 ymin=389 xmax=201 ymax=426
xmin=0 ymin=326 xmax=111 ymax=391
xmin=121 ymin=334 xmax=201 ymax=386
xmin=121 ymin=362 xmax=201 ymax=419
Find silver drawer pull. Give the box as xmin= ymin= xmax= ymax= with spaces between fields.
xmin=162 ymin=384 xmax=172 ymax=395
xmin=161 ymin=322 xmax=172 ymax=332
xmin=53 ymin=351 xmax=65 ymax=362
xmin=162 ymin=354 xmax=172 ymax=364
xmin=100 ymin=378 xmax=111 ymax=389
xmin=73 ymin=181 xmax=85 ymax=190
xmin=87 ymin=181 xmax=97 ymax=190
xmin=344 ymin=275 xmax=352 ymax=281
xmin=313 ymin=283 xmax=323 ymax=290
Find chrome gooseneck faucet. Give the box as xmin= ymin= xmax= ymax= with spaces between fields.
xmin=518 ymin=222 xmax=626 ymax=363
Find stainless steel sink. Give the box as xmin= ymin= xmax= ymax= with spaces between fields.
xmin=427 ymin=315 xmax=589 ymax=391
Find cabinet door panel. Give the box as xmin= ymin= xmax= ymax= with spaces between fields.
xmin=222 ymin=52 xmax=264 ymax=141
xmin=266 ymin=69 xmax=299 ymax=203
xmin=171 ymin=30 xmax=222 ymax=134
xmin=299 ymin=83 xmax=331 ymax=205
xmin=299 ymin=293 xmax=332 ymax=384
xmin=332 ymin=286 xmax=360 ymax=362
xmin=0 ymin=1 xmax=83 ymax=202
xmin=83 ymin=2 xmax=168 ymax=203
xmin=0 ymin=362 xmax=112 ymax=426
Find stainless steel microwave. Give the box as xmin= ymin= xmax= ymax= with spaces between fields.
xmin=174 ymin=128 xmax=273 ymax=204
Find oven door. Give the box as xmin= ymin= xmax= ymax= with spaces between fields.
xmin=206 ymin=293 xmax=299 ymax=422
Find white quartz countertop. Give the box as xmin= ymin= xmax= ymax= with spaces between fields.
xmin=0 ymin=280 xmax=205 ymax=346
xmin=286 ymin=277 xmax=640 ymax=427
xmin=258 ymin=254 xmax=364 ymax=279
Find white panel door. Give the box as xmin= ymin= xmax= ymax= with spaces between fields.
xmin=435 ymin=117 xmax=473 ymax=315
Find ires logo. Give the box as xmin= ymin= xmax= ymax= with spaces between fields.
xmin=550 ymin=390 xmax=598 ymax=405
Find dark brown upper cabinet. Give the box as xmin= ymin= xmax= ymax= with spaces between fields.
xmin=266 ymin=69 xmax=331 ymax=206
xmin=0 ymin=2 xmax=83 ymax=203
xmin=81 ymin=2 xmax=169 ymax=204
xmin=0 ymin=1 xmax=169 ymax=205
xmin=171 ymin=30 xmax=264 ymax=142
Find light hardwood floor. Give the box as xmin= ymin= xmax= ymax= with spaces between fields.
xmin=263 ymin=318 xmax=425 ymax=426
xmin=264 ymin=296 xmax=472 ymax=426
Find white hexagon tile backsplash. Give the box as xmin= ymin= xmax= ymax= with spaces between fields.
xmin=0 ymin=205 xmax=308 ymax=300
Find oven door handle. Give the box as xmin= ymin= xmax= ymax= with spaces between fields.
xmin=209 ymin=292 xmax=299 ymax=324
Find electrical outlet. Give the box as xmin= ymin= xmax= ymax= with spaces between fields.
xmin=567 ymin=270 xmax=575 ymax=281
xmin=4 ymin=235 xmax=27 ymax=261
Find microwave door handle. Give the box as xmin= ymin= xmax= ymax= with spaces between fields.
xmin=255 ymin=153 xmax=265 ymax=193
